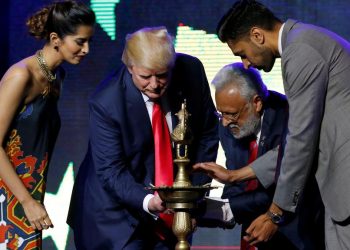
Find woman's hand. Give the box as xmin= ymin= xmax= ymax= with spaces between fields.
xmin=21 ymin=198 xmax=53 ymax=230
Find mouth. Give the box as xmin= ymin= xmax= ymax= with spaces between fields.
xmin=149 ymin=86 xmax=167 ymax=94
xmin=230 ymin=127 xmax=238 ymax=133
xmin=147 ymin=90 xmax=161 ymax=95
xmin=144 ymin=89 xmax=165 ymax=99
xmin=229 ymin=124 xmax=239 ymax=134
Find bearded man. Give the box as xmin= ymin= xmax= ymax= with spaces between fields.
xmin=194 ymin=63 xmax=323 ymax=250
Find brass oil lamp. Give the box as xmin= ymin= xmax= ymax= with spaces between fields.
xmin=150 ymin=101 xmax=216 ymax=250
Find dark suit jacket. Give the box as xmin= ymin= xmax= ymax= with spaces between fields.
xmin=67 ymin=53 xmax=218 ymax=249
xmin=220 ymin=91 xmax=324 ymax=250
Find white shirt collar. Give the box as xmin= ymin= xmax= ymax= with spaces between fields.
xmin=255 ymin=112 xmax=264 ymax=143
xmin=278 ymin=23 xmax=285 ymax=56
xmin=141 ymin=92 xmax=149 ymax=103
xmin=141 ymin=92 xmax=172 ymax=130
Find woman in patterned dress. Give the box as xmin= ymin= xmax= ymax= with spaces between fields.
xmin=0 ymin=1 xmax=95 ymax=249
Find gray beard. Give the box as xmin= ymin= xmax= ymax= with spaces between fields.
xmin=229 ymin=109 xmax=261 ymax=140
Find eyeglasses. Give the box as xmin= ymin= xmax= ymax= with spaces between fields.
xmin=214 ymin=103 xmax=248 ymax=122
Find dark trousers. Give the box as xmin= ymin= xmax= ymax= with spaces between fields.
xmin=123 ymin=221 xmax=177 ymax=250
xmin=241 ymin=223 xmax=297 ymax=250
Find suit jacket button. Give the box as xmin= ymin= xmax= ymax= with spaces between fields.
xmin=292 ymin=191 xmax=299 ymax=205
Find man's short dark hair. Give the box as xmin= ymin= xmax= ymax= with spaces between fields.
xmin=217 ymin=0 xmax=281 ymax=42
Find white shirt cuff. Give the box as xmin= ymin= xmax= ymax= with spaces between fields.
xmin=143 ymin=194 xmax=158 ymax=219
xmin=222 ymin=202 xmax=234 ymax=222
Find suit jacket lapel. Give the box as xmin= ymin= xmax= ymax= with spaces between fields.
xmin=222 ymin=127 xmax=250 ymax=168
xmin=259 ymin=106 xmax=273 ymax=156
xmin=124 ymin=70 xmax=152 ymax=136
xmin=258 ymin=92 xmax=286 ymax=156
xmin=168 ymin=84 xmax=184 ymax=133
xmin=125 ymin=70 xmax=156 ymax=185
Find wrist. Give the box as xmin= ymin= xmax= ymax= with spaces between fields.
xmin=266 ymin=210 xmax=284 ymax=225
xmin=18 ymin=194 xmax=33 ymax=205
xmin=229 ymin=170 xmax=238 ymax=183
xmin=269 ymin=202 xmax=283 ymax=215
xmin=233 ymin=166 xmax=255 ymax=183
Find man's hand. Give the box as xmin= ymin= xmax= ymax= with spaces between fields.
xmin=148 ymin=195 xmax=167 ymax=213
xmin=243 ymin=213 xmax=278 ymax=246
xmin=193 ymin=162 xmax=256 ymax=184
xmin=192 ymin=162 xmax=234 ymax=184
xmin=191 ymin=218 xmax=197 ymax=232
xmin=243 ymin=203 xmax=283 ymax=245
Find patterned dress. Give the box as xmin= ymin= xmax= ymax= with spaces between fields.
xmin=0 ymin=91 xmax=60 ymax=249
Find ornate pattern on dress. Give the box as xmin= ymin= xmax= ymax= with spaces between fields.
xmin=0 ymin=126 xmax=48 ymax=249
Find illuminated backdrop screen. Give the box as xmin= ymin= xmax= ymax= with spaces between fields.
xmin=2 ymin=0 xmax=350 ymax=249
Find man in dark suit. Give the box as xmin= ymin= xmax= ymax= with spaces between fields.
xmin=215 ymin=1 xmax=350 ymax=248
xmin=67 ymin=27 xmax=218 ymax=249
xmin=194 ymin=63 xmax=323 ymax=249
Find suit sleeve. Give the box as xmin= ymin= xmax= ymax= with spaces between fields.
xmin=251 ymin=146 xmax=280 ymax=188
xmin=273 ymin=43 xmax=328 ymax=212
xmin=88 ymin=100 xmax=149 ymax=212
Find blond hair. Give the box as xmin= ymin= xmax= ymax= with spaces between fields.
xmin=122 ymin=27 xmax=175 ymax=70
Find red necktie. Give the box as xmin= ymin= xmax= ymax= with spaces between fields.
xmin=152 ymin=102 xmax=174 ymax=233
xmin=241 ymin=138 xmax=259 ymax=250
xmin=241 ymin=238 xmax=257 ymax=250
xmin=246 ymin=138 xmax=259 ymax=191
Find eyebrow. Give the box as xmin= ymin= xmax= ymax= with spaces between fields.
xmin=155 ymin=72 xmax=168 ymax=78
xmin=75 ymin=38 xmax=89 ymax=42
xmin=139 ymin=74 xmax=151 ymax=78
xmin=139 ymin=71 xmax=168 ymax=78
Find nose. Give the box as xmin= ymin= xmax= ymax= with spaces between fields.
xmin=149 ymin=76 xmax=158 ymax=88
xmin=82 ymin=42 xmax=90 ymax=54
xmin=242 ymin=58 xmax=251 ymax=69
xmin=221 ymin=117 xmax=231 ymax=127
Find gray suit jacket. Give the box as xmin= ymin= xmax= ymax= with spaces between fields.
xmin=274 ymin=19 xmax=350 ymax=222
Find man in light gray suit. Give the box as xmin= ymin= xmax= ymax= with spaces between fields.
xmin=215 ymin=0 xmax=350 ymax=249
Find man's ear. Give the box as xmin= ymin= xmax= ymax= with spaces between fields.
xmin=127 ymin=66 xmax=133 ymax=74
xmin=250 ymin=27 xmax=265 ymax=45
xmin=253 ymin=94 xmax=263 ymax=113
